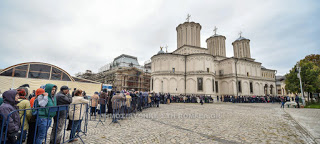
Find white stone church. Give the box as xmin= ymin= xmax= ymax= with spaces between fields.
xmin=150 ymin=19 xmax=276 ymax=96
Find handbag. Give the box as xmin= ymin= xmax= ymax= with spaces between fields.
xmin=8 ymin=131 xmax=21 ymax=143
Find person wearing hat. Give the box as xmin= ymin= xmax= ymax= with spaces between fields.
xmin=27 ymin=88 xmax=45 ymax=144
xmin=16 ymin=88 xmax=32 ymax=142
xmin=50 ymin=86 xmax=72 ymax=144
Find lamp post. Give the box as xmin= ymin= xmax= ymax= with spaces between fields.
xmin=296 ymin=62 xmax=305 ymax=106
xmin=275 ymin=70 xmax=277 ymax=96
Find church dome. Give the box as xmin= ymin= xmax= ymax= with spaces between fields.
xmin=157 ymin=50 xmax=165 ymax=54
xmin=209 ymin=34 xmax=224 ymax=38
xmin=234 ymin=36 xmax=249 ymax=42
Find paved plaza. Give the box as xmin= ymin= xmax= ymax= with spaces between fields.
xmin=77 ymin=103 xmax=318 ymax=144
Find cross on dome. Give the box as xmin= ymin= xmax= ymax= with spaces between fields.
xmin=213 ymin=26 xmax=218 ymax=35
xmin=186 ymin=14 xmax=191 ymax=22
xmin=239 ymin=31 xmax=242 ymax=37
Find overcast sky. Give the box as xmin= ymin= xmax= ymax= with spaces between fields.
xmin=0 ymin=0 xmax=319 ymax=76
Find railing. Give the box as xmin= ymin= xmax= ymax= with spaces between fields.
xmin=0 ymin=103 xmax=89 ymax=144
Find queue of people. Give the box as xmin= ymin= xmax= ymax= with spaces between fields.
xmin=0 ymin=84 xmax=88 ymax=144
xmin=89 ymin=90 xmax=161 ymax=123
xmin=159 ymin=94 xmax=214 ymax=104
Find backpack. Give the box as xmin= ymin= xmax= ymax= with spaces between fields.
xmin=30 ymin=99 xmax=39 ymax=122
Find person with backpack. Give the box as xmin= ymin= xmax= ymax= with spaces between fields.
xmin=27 ymin=88 xmax=45 ymax=144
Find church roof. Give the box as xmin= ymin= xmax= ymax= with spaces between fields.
xmin=206 ymin=34 xmax=226 ymax=42
xmin=157 ymin=50 xmax=165 ymax=54
xmin=210 ymin=34 xmax=224 ymax=37
xmin=234 ymin=36 xmax=249 ymax=42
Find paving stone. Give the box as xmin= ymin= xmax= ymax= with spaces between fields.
xmin=44 ymin=103 xmax=317 ymax=144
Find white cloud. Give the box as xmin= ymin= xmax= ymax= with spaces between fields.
xmin=0 ymin=0 xmax=319 ymax=76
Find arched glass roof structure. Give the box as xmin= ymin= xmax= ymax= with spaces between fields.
xmin=0 ymin=62 xmax=75 ymax=81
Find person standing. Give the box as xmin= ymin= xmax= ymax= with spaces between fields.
xmin=295 ymin=95 xmax=300 ymax=108
xmin=90 ymin=92 xmax=99 ymax=116
xmin=100 ymin=90 xmax=108 ymax=114
xmin=16 ymin=89 xmax=32 ymax=142
xmin=34 ymin=84 xmax=57 ymax=144
xmin=107 ymin=90 xmax=114 ymax=114
xmin=50 ymin=86 xmax=72 ymax=144
xmin=111 ymin=91 xmax=125 ymax=123
xmin=167 ymin=94 xmax=171 ymax=104
xmin=155 ymin=93 xmax=160 ymax=107
xmin=68 ymin=89 xmax=89 ymax=142
xmin=0 ymin=90 xmax=21 ymax=144
xmin=72 ymin=88 xmax=76 ymax=97
xmin=125 ymin=92 xmax=132 ymax=113
xmin=280 ymin=96 xmax=285 ymax=109
xmin=136 ymin=92 xmax=142 ymax=112
xmin=27 ymin=88 xmax=45 ymax=144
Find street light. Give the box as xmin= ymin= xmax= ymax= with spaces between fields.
xmin=296 ymin=62 xmax=305 ymax=106
xmin=275 ymin=70 xmax=277 ymax=96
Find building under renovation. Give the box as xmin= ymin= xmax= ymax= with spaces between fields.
xmin=77 ymin=54 xmax=151 ymax=91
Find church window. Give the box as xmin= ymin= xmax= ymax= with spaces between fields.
xmin=238 ymin=81 xmax=242 ymax=93
xmin=250 ymin=82 xmax=253 ymax=93
xmin=212 ymin=79 xmax=215 ymax=92
xmin=197 ymin=78 xmax=203 ymax=91
xmin=215 ymin=81 xmax=219 ymax=93
xmin=247 ymin=72 xmax=249 ymax=77
xmin=207 ymin=68 xmax=209 ymax=72
xmin=172 ymin=68 xmax=175 ymax=73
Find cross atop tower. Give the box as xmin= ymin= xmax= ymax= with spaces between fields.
xmin=160 ymin=46 xmax=163 ymax=51
xmin=239 ymin=31 xmax=242 ymax=37
xmin=186 ymin=14 xmax=191 ymax=22
xmin=213 ymin=26 xmax=218 ymax=35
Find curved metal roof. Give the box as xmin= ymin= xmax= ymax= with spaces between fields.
xmin=0 ymin=62 xmax=75 ymax=81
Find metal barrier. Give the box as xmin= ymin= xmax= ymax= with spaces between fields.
xmin=0 ymin=103 xmax=89 ymax=144
xmin=110 ymin=99 xmax=123 ymax=126
xmin=88 ymin=98 xmax=108 ymax=127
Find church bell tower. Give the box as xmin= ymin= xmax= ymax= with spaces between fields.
xmin=206 ymin=26 xmax=226 ymax=57
xmin=176 ymin=14 xmax=202 ymax=49
xmin=232 ymin=32 xmax=251 ymax=58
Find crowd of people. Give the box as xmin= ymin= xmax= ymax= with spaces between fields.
xmin=0 ymin=84 xmax=88 ymax=144
xmin=88 ymin=90 xmax=161 ymax=123
xmin=0 ymin=84 xmax=302 ymax=144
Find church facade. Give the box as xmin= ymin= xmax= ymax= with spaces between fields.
xmin=150 ymin=20 xmax=276 ymax=96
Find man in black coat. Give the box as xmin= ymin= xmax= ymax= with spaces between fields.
xmin=50 ymin=86 xmax=72 ymax=144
